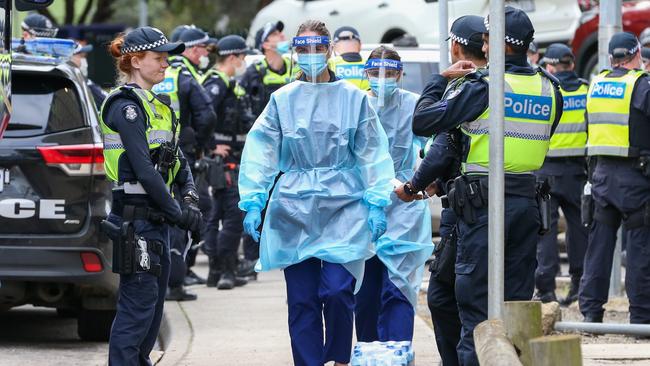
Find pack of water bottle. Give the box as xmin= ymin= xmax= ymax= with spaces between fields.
xmin=351 ymin=341 xmax=415 ymax=366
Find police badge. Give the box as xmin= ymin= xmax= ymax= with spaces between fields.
xmin=123 ymin=105 xmax=138 ymax=121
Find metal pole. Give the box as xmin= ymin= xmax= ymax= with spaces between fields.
xmin=555 ymin=321 xmax=650 ymax=336
xmin=609 ymin=226 xmax=622 ymax=297
xmin=598 ymin=0 xmax=622 ymax=71
xmin=139 ymin=0 xmax=148 ymax=28
xmin=487 ymin=0 xmax=505 ymax=320
xmin=438 ymin=0 xmax=450 ymax=70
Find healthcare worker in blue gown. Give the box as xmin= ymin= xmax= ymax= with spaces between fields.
xmin=238 ymin=20 xmax=394 ymax=366
xmin=354 ymin=46 xmax=433 ymax=343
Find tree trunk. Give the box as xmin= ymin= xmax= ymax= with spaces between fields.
xmin=64 ymin=0 xmax=75 ymax=25
xmin=78 ymin=0 xmax=95 ymax=25
xmin=91 ymin=0 xmax=115 ymax=24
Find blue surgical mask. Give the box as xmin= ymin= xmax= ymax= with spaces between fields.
xmin=275 ymin=40 xmax=290 ymax=54
xmin=369 ymin=77 xmax=399 ymax=97
xmin=297 ymin=53 xmax=328 ymax=78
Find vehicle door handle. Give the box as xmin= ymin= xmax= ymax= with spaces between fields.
xmin=330 ymin=10 xmax=339 ymax=16
xmin=378 ymin=2 xmax=388 ymax=8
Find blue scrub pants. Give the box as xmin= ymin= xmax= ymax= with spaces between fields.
xmin=355 ymin=255 xmax=415 ymax=342
xmin=284 ymin=258 xmax=356 ymax=366
xmin=107 ymin=213 xmax=171 ymax=366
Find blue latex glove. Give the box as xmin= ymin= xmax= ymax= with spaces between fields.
xmin=243 ymin=209 xmax=262 ymax=242
xmin=367 ymin=205 xmax=387 ymax=242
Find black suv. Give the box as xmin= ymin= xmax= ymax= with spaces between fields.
xmin=0 ymin=53 xmax=116 ymax=341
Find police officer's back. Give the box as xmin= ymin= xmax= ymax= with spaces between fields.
xmin=99 ymin=27 xmax=201 ymax=365
xmin=411 ymin=8 xmax=563 ymax=365
xmin=580 ymin=32 xmax=650 ymax=325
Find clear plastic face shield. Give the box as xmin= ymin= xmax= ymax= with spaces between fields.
xmin=291 ymin=35 xmax=330 ymax=84
xmin=364 ymin=56 xmax=403 ymax=109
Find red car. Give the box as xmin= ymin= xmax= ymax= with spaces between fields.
xmin=571 ymin=0 xmax=650 ymax=78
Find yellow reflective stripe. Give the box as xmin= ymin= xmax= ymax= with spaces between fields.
xmin=256 ymin=57 xmax=295 ymax=85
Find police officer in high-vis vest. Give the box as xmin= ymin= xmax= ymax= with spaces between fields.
xmin=400 ymin=15 xmax=487 ymax=366
xmin=152 ymin=25 xmax=217 ymax=300
xmin=328 ymin=26 xmax=369 ymax=90
xmin=533 ymin=43 xmax=589 ymax=307
xmin=239 ymin=21 xmax=295 ymax=276
xmin=101 ymin=27 xmax=202 ymax=365
xmin=241 ymin=21 xmax=295 ymax=118
xmin=201 ymin=35 xmax=255 ymax=289
xmin=408 ymin=8 xmax=563 ymax=365
xmin=580 ymin=32 xmax=650 ymax=325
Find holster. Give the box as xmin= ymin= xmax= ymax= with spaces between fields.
xmin=429 ymin=229 xmax=457 ymax=285
xmin=447 ymin=176 xmax=488 ymax=225
xmin=581 ymin=185 xmax=594 ymax=227
xmin=622 ymin=202 xmax=650 ymax=230
xmin=204 ymin=156 xmax=227 ymax=190
xmin=536 ymin=178 xmax=552 ymax=235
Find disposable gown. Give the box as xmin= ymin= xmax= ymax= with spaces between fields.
xmin=238 ymin=79 xmax=395 ymax=286
xmin=371 ymin=89 xmax=433 ymax=307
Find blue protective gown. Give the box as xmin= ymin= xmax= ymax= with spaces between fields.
xmin=238 ymin=79 xmax=395 ymax=284
xmin=371 ymin=89 xmax=433 ymax=307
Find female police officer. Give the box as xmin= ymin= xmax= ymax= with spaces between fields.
xmin=101 ymin=27 xmax=202 ymax=365
xmin=238 ymin=20 xmax=394 ymax=366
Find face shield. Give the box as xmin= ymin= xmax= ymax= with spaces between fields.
xmin=291 ymin=35 xmax=330 ymax=84
xmin=364 ymin=55 xmax=403 ymax=109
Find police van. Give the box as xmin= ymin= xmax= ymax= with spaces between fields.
xmin=0 ymin=40 xmax=116 ymax=341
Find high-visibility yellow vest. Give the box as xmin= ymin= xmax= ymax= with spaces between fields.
xmin=200 ymin=69 xmax=246 ymax=98
xmin=586 ymin=69 xmax=646 ymax=157
xmin=547 ymin=84 xmax=588 ymax=157
xmin=253 ymin=57 xmax=296 ymax=86
xmin=461 ymin=71 xmax=557 ymax=174
xmin=151 ymin=57 xmax=202 ymax=119
xmin=99 ymin=86 xmax=180 ymax=186
xmin=328 ymin=55 xmax=370 ymax=90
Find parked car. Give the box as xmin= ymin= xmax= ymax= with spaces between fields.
xmin=571 ymin=0 xmax=650 ymax=78
xmin=248 ymin=0 xmax=581 ymax=48
xmin=0 ymin=51 xmax=116 ymax=341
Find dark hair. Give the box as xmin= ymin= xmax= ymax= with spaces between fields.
xmin=293 ymin=20 xmax=332 ymax=80
xmin=368 ymin=45 xmax=401 ymax=62
xmin=611 ymin=51 xmax=638 ymax=67
xmin=458 ymin=43 xmax=486 ymax=62
xmin=108 ymin=34 xmax=147 ymax=84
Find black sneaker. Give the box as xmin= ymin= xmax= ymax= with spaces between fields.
xmin=583 ymin=313 xmax=603 ymax=323
xmin=533 ymin=291 xmax=558 ymax=303
xmin=184 ymin=270 xmax=207 ymax=286
xmin=217 ymin=272 xmax=235 ymax=290
xmin=165 ymin=286 xmax=198 ymax=301
xmin=237 ymin=259 xmax=257 ymax=277
xmin=559 ymin=281 xmax=579 ymax=307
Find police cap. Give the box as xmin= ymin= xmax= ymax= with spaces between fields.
xmin=255 ymin=21 xmax=284 ymax=51
xmin=217 ymin=35 xmax=253 ymax=56
xmin=120 ymin=26 xmax=185 ymax=55
xmin=447 ymin=15 xmax=486 ymax=50
xmin=609 ymin=32 xmax=640 ymax=58
xmin=179 ymin=26 xmax=210 ymax=48
xmin=542 ymin=43 xmax=574 ymax=65
xmin=22 ymin=13 xmax=57 ymax=38
xmin=333 ymin=26 xmax=361 ymax=42
xmin=485 ymin=6 xmax=535 ymax=49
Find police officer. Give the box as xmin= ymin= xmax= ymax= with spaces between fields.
xmin=202 ymin=35 xmax=255 ymax=289
xmin=642 ymin=47 xmax=650 ymax=72
xmin=152 ymin=25 xmax=217 ymax=301
xmin=21 ymin=13 xmax=57 ymax=39
xmin=580 ymin=32 xmax=650 ymax=324
xmin=328 ymin=26 xmax=369 ymax=90
xmin=532 ymin=43 xmax=589 ymax=306
xmin=396 ymin=15 xmax=487 ymax=366
xmin=527 ymin=41 xmax=540 ymax=67
xmin=71 ymin=43 xmax=107 ymax=107
xmin=101 ymin=27 xmax=202 ymax=365
xmin=239 ymin=21 xmax=295 ymax=277
xmin=410 ymin=8 xmax=563 ymax=365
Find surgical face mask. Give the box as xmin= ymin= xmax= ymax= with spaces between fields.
xmin=275 ymin=40 xmax=290 ymax=54
xmin=369 ymin=77 xmax=399 ymax=97
xmin=79 ymin=57 xmax=88 ymax=77
xmin=234 ymin=58 xmax=247 ymax=77
xmin=297 ymin=53 xmax=328 ymax=78
xmin=199 ymin=55 xmax=210 ymax=70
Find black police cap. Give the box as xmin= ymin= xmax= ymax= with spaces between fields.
xmin=22 ymin=13 xmax=57 ymax=37
xmin=217 ymin=35 xmax=253 ymax=56
xmin=642 ymin=47 xmax=650 ymax=61
xmin=170 ymin=25 xmax=191 ymax=43
xmin=447 ymin=15 xmax=486 ymax=50
xmin=542 ymin=43 xmax=574 ymax=64
xmin=609 ymin=32 xmax=640 ymax=58
xmin=121 ymin=26 xmax=185 ymax=55
xmin=485 ymin=6 xmax=535 ymax=49
xmin=255 ymin=21 xmax=284 ymax=51
xmin=333 ymin=26 xmax=361 ymax=42
xmin=179 ymin=26 xmax=210 ymax=48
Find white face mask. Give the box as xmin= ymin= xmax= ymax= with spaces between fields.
xmin=199 ymin=55 xmax=210 ymax=70
xmin=234 ymin=59 xmax=246 ymax=77
xmin=79 ymin=57 xmax=88 ymax=77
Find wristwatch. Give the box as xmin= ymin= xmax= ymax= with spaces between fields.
xmin=403 ymin=181 xmax=417 ymax=196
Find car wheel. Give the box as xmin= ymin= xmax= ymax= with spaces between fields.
xmin=56 ymin=307 xmax=78 ymax=318
xmin=582 ymin=52 xmax=599 ymax=81
xmin=77 ymin=309 xmax=115 ymax=341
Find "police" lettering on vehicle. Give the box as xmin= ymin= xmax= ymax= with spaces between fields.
xmin=563 ymin=95 xmax=587 ymax=111
xmin=504 ymin=93 xmax=553 ymax=121
xmin=336 ymin=64 xmax=365 ymax=80
xmin=590 ymin=81 xmax=626 ymax=99
xmin=0 ymin=199 xmax=66 ymax=219
xmin=152 ymin=77 xmax=176 ymax=94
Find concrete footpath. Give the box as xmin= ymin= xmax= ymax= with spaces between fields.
xmin=158 ymin=255 xmax=440 ymax=365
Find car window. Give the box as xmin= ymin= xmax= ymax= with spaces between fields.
xmin=7 ymin=73 xmax=85 ymax=137
xmin=402 ymin=61 xmax=439 ymax=95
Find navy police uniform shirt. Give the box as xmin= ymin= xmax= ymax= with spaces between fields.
xmin=104 ymin=85 xmax=195 ymax=221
